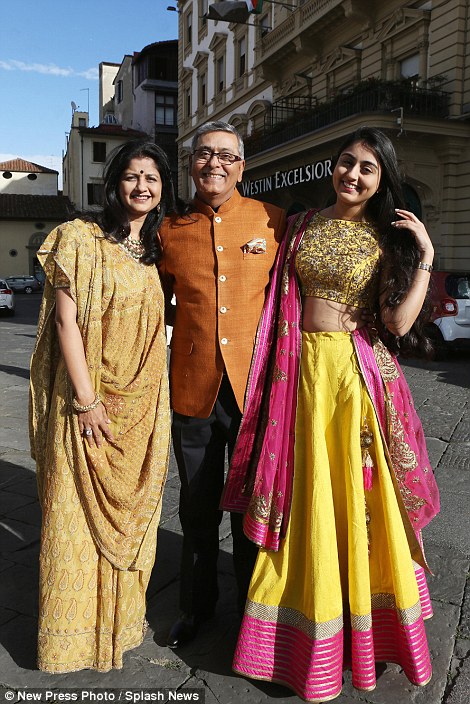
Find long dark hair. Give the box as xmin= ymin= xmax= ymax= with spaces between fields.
xmin=85 ymin=140 xmax=176 ymax=265
xmin=334 ymin=127 xmax=432 ymax=357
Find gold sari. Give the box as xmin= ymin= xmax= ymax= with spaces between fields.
xmin=29 ymin=219 xmax=170 ymax=672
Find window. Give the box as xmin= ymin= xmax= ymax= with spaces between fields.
xmin=185 ymin=11 xmax=193 ymax=51
xmin=401 ymin=54 xmax=420 ymax=79
xmin=87 ymin=183 xmax=104 ymax=206
xmin=185 ymin=87 xmax=192 ymax=119
xmin=2 ymin=171 xmax=12 ymax=179
xmin=28 ymin=173 xmax=38 ymax=180
xmin=238 ymin=37 xmax=246 ymax=77
xmin=199 ymin=0 xmax=208 ymax=32
xmin=93 ymin=142 xmax=106 ymax=162
xmin=216 ymin=56 xmax=225 ymax=93
xmin=78 ymin=117 xmax=86 ymax=127
xmin=116 ymin=80 xmax=123 ymax=103
xmin=155 ymin=93 xmax=176 ymax=126
xmin=259 ymin=14 xmax=270 ymax=37
xmin=198 ymin=72 xmax=207 ymax=108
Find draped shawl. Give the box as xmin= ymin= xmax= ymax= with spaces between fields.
xmin=222 ymin=211 xmax=440 ymax=552
xmin=29 ymin=219 xmax=170 ymax=570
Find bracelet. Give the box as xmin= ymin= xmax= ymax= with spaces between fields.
xmin=72 ymin=394 xmax=102 ymax=413
xmin=416 ymin=262 xmax=433 ymax=273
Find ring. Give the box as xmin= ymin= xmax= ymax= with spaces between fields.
xmin=84 ymin=428 xmax=93 ymax=436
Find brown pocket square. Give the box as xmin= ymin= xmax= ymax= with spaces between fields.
xmin=243 ymin=238 xmax=267 ymax=254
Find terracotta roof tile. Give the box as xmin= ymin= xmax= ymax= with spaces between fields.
xmin=0 ymin=158 xmax=58 ymax=174
xmin=0 ymin=194 xmax=74 ymax=220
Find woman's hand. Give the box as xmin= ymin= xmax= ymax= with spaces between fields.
xmin=78 ymin=402 xmax=114 ymax=448
xmin=392 ymin=209 xmax=434 ymax=262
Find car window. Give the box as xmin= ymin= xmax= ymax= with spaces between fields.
xmin=445 ymin=275 xmax=470 ymax=300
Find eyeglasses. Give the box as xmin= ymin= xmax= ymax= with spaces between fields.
xmin=192 ymin=147 xmax=243 ymax=165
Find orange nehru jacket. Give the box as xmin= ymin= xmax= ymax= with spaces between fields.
xmin=159 ymin=190 xmax=286 ymax=418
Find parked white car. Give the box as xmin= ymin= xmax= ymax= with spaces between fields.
xmin=0 ymin=279 xmax=15 ymax=315
xmin=428 ymin=272 xmax=470 ymax=352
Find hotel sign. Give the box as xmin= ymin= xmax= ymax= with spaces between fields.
xmin=241 ymin=158 xmax=332 ymax=197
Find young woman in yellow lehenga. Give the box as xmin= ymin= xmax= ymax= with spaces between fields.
xmin=222 ymin=128 xmax=440 ymax=701
xmin=29 ymin=140 xmax=176 ymax=673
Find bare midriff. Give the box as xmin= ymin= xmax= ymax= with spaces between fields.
xmin=301 ymin=296 xmax=367 ymax=332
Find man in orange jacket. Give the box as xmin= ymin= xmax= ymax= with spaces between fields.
xmin=159 ymin=121 xmax=286 ymax=648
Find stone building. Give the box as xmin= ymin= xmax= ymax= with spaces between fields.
xmin=175 ymin=0 xmax=470 ymax=271
xmin=0 ymin=159 xmax=73 ymax=278
xmin=62 ymin=110 xmax=147 ymax=211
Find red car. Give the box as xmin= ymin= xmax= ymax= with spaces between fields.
xmin=427 ymin=271 xmax=470 ymax=352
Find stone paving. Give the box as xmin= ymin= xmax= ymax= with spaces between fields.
xmin=0 ymin=294 xmax=469 ymax=704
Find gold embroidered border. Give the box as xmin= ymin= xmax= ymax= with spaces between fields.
xmin=371 ymin=593 xmax=422 ymax=626
xmin=246 ymin=594 xmax=422 ymax=639
xmin=247 ymin=491 xmax=283 ymax=531
xmin=386 ymin=397 xmax=427 ymax=515
xmin=246 ymin=600 xmax=343 ymax=640
xmin=373 ymin=338 xmax=400 ymax=382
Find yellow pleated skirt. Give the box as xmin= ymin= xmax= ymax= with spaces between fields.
xmin=233 ymin=331 xmax=432 ymax=701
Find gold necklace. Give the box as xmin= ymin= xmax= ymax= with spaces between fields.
xmin=118 ymin=235 xmax=145 ymax=260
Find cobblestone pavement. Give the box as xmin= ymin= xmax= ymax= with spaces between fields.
xmin=0 ymin=295 xmax=469 ymax=704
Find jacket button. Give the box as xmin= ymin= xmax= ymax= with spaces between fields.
xmin=215 ymin=216 xmax=222 ymax=223
xmin=220 ymin=306 xmax=227 ymax=313
xmin=219 ymin=275 xmax=226 ymax=282
xmin=221 ymin=337 xmax=228 ymax=345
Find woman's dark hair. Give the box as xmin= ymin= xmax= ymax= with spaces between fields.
xmin=85 ymin=140 xmax=177 ymax=265
xmin=334 ymin=127 xmax=432 ymax=357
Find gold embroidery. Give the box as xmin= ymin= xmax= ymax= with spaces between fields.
xmin=248 ymin=491 xmax=283 ymax=532
xmin=278 ymin=316 xmax=289 ymax=338
xmin=373 ymin=338 xmax=400 ymax=382
xmin=102 ymin=393 xmax=125 ymax=416
xmin=386 ymin=396 xmax=427 ymax=514
xmin=295 ymin=213 xmax=380 ymax=308
xmin=273 ymin=365 xmax=287 ymax=382
xmin=351 ymin=613 xmax=372 ymax=632
xmin=246 ymin=600 xmax=343 ymax=640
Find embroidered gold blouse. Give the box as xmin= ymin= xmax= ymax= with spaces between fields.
xmin=295 ymin=212 xmax=381 ymax=309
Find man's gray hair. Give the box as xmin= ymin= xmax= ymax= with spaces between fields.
xmin=191 ymin=121 xmax=245 ymax=159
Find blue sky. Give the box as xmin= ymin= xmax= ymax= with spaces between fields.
xmin=0 ymin=0 xmax=178 ymax=179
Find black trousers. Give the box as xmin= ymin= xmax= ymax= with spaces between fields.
xmin=171 ymin=375 xmax=258 ymax=619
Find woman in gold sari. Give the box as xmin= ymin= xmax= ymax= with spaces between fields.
xmin=29 ymin=140 xmax=175 ymax=673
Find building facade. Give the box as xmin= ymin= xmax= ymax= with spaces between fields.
xmin=176 ymin=0 xmax=470 ymax=271
xmin=0 ymin=159 xmax=72 ymax=278
xmin=62 ymin=110 xmax=147 ymax=211
xmin=64 ymin=40 xmax=179 ymax=212
xmin=99 ymin=41 xmax=179 ymax=184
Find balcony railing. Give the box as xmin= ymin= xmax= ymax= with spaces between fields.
xmin=244 ymin=82 xmax=449 ymax=158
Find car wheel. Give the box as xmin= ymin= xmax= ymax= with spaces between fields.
xmin=24 ymin=286 xmax=33 ymax=294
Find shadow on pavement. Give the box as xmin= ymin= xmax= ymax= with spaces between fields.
xmin=401 ymin=351 xmax=470 ymax=389
xmin=0 ymin=364 xmax=30 ymax=380
xmin=0 ymin=458 xmax=41 ymax=670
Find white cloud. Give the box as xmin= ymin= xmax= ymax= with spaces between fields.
xmin=0 ymin=59 xmax=98 ymax=80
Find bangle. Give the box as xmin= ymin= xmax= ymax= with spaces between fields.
xmin=72 ymin=394 xmax=101 ymax=413
xmin=416 ymin=262 xmax=433 ymax=273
